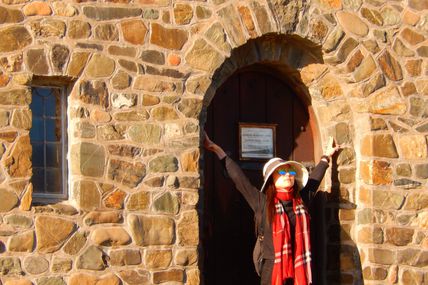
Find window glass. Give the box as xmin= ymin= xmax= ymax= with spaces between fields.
xmin=30 ymin=87 xmax=67 ymax=200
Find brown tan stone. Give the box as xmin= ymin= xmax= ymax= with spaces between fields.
xmin=23 ymin=1 xmax=51 ymax=16
xmin=181 ymin=150 xmax=199 ymax=172
xmin=217 ymin=5 xmax=245 ymax=46
xmin=67 ymin=52 xmax=90 ymax=77
xmin=94 ymin=23 xmax=118 ymax=41
xmin=361 ymin=7 xmax=383 ymax=26
xmin=104 ymin=190 xmax=126 ymax=209
xmin=90 ymin=109 xmax=111 ymax=123
xmin=174 ymin=3 xmax=193 ymax=25
xmin=398 ymin=135 xmax=427 ymax=159
xmin=26 ymin=48 xmax=49 ymax=75
xmin=145 ymin=249 xmax=172 ymax=269
xmin=121 ymin=20 xmax=148 ymax=45
xmin=378 ymin=50 xmax=403 ymax=81
xmin=126 ymin=191 xmax=150 ymax=211
xmin=128 ymin=214 xmax=174 ymax=246
xmin=108 ymin=45 xmax=137 ymax=57
xmin=152 ymin=106 xmax=179 ymax=121
xmin=337 ymin=11 xmax=368 ymax=36
xmin=300 ymin=64 xmax=328 ymax=85
xmin=4 ymin=135 xmax=31 ymax=178
xmin=153 ymin=269 xmax=184 ymax=283
xmin=369 ymin=86 xmax=406 ymax=115
xmin=91 ymin=227 xmax=131 ymax=246
xmin=108 ymin=160 xmax=146 ymax=188
xmin=83 ymin=6 xmax=141 ymax=20
xmin=63 ymin=231 xmax=87 ymax=255
xmin=11 ymin=109 xmax=31 ymax=130
xmin=86 ymin=54 xmax=115 ymax=78
xmin=4 ymin=280 xmax=33 ymax=285
xmin=205 ymin=23 xmax=232 ymax=54
xmin=0 ymin=7 xmax=23 ymax=24
xmin=112 ymin=71 xmax=131 ymax=90
xmin=84 ymin=211 xmax=122 ymax=226
xmin=401 ymin=28 xmax=425 ymax=45
xmin=52 ymin=2 xmax=76 ymax=17
xmin=30 ymin=18 xmax=66 ymax=38
xmin=76 ymin=245 xmax=106 ymax=270
xmin=318 ymin=74 xmax=343 ymax=99
xmin=175 ymin=248 xmax=198 ymax=266
xmin=250 ymin=2 xmax=272 ymax=35
xmin=150 ymin=23 xmax=188 ymax=50
xmin=8 ymin=230 xmax=34 ymax=252
xmin=363 ymin=266 xmax=388 ymax=280
xmin=372 ymin=190 xmax=404 ymax=210
xmin=346 ymin=50 xmax=363 ymax=72
xmin=361 ymin=134 xmax=398 ymax=158
xmin=70 ymin=142 xmax=106 ymax=177
xmin=24 ymin=256 xmax=49 ymax=275
xmin=178 ymin=210 xmax=198 ymax=246
xmin=110 ymin=249 xmax=141 ymax=266
xmin=405 ymin=59 xmax=422 ymax=77
xmin=385 ymin=227 xmax=414 ymax=246
xmin=67 ymin=20 xmax=91 ymax=39
xmin=128 ymin=123 xmax=161 ymax=144
xmin=51 ymin=257 xmax=72 ymax=273
xmin=185 ymin=39 xmax=225 ymax=72
xmin=360 ymin=160 xmax=393 ymax=185
xmin=354 ymin=55 xmax=377 ymax=82
xmin=69 ymin=273 xmax=120 ymax=285
xmin=119 ymin=270 xmax=150 ymax=285
xmin=35 ymin=216 xmax=75 ymax=253
xmin=368 ymin=248 xmax=395 ymax=265
xmin=238 ymin=6 xmax=256 ymax=38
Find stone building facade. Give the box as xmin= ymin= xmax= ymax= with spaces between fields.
xmin=0 ymin=0 xmax=426 ymax=284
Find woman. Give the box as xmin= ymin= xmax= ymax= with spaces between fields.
xmin=203 ymin=133 xmax=339 ymax=285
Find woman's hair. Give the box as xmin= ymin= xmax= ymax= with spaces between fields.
xmin=265 ymin=178 xmax=300 ymax=223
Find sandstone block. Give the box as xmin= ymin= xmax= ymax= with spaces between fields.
xmin=369 ymin=86 xmax=406 ymax=115
xmin=361 ymin=7 xmax=383 ymax=26
xmin=110 ymin=249 xmax=141 ymax=266
xmin=368 ymin=248 xmax=395 ymax=265
xmin=67 ymin=52 xmax=90 ymax=77
xmin=175 ymin=248 xmax=198 ymax=266
xmin=35 ymin=216 xmax=75 ymax=253
xmin=108 ymin=46 xmax=137 ymax=57
xmin=0 ymin=7 xmax=24 ymax=24
xmin=337 ymin=11 xmax=368 ymax=36
xmin=70 ymin=142 xmax=105 ymax=177
xmin=153 ymin=269 xmax=184 ymax=284
xmin=385 ymin=227 xmax=414 ymax=246
xmin=145 ymin=249 xmax=172 ymax=269
xmin=361 ymin=134 xmax=398 ymax=158
xmin=23 ymin=1 xmax=51 ymax=16
xmin=86 ymin=54 xmax=115 ymax=78
xmin=30 ymin=18 xmax=65 ymax=38
xmin=128 ymin=123 xmax=162 ymax=144
xmin=4 ymin=135 xmax=31 ymax=178
xmin=76 ymin=246 xmax=105 ymax=270
xmin=97 ymin=124 xmax=126 ymax=141
xmin=0 ymin=89 xmax=31 ymax=105
xmin=63 ymin=231 xmax=87 ymax=255
xmin=378 ymin=51 xmax=403 ymax=81
xmin=398 ymin=135 xmax=427 ymax=159
xmin=0 ymin=189 xmax=18 ymax=212
xmin=362 ymin=266 xmax=388 ymax=280
xmin=360 ymin=160 xmax=392 ymax=185
xmin=128 ymin=214 xmax=174 ymax=246
xmin=372 ymin=190 xmax=405 ymax=210
xmin=36 ymin=277 xmax=65 ymax=285
xmin=4 ymin=214 xmax=32 ymax=228
xmin=23 ymin=255 xmax=48 ymax=274
xmin=154 ymin=192 xmax=179 ymax=214
xmin=52 ymin=2 xmax=76 ymax=17
xmin=8 ymin=230 xmax=34 ymax=252
xmin=74 ymin=180 xmax=101 ymax=211
xmin=67 ymin=20 xmax=91 ymax=39
xmin=11 ymin=109 xmax=31 ymax=130
xmin=403 ymin=194 xmax=428 ymax=211
xmin=83 ymin=6 xmax=141 ymax=20
xmin=4 ymin=280 xmax=32 ymax=285
xmin=141 ymin=50 xmax=165 ymax=65
xmin=95 ymin=23 xmax=118 ymax=41
xmin=178 ymin=210 xmax=199 ymax=246
xmin=401 ymin=28 xmax=425 ymax=46
xmin=84 ymin=211 xmax=122 ymax=226
xmin=0 ymin=257 xmax=22 ymax=275
xmin=119 ymin=270 xmax=149 ymax=285
xmin=126 ymin=191 xmax=150 ymax=211
xmin=134 ymin=76 xmax=180 ymax=92
xmin=69 ymin=273 xmax=120 ymax=285
xmin=26 ymin=49 xmax=49 ymax=75
xmin=174 ymin=3 xmax=193 ymax=25
xmin=108 ymin=159 xmax=146 ymax=188
xmin=51 ymin=257 xmax=72 ymax=273
xmin=91 ymin=227 xmax=131 ymax=246
xmin=51 ymin=44 xmax=69 ymax=72
xmin=104 ymin=190 xmax=126 ymax=209
xmin=78 ymin=80 xmax=109 ymax=108
xmin=121 ymin=20 xmax=148 ymax=45
xmin=150 ymin=23 xmax=188 ymax=50
xmin=149 ymin=155 xmax=179 ymax=173
xmin=185 ymin=39 xmax=224 ymax=72
xmin=108 ymin=145 xmax=141 ymax=158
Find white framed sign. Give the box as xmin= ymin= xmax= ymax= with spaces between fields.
xmin=239 ymin=123 xmax=277 ymax=160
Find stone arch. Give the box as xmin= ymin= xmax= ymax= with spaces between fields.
xmin=194 ymin=31 xmax=360 ymax=284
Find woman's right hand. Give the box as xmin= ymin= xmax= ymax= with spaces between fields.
xmin=203 ymin=132 xmax=226 ymax=159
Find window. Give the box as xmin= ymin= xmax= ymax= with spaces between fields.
xmin=30 ymin=87 xmax=67 ymax=201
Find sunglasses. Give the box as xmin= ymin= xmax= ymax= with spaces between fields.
xmin=276 ymin=169 xmax=297 ymax=176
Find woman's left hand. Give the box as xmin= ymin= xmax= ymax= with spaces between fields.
xmin=324 ymin=136 xmax=340 ymax=157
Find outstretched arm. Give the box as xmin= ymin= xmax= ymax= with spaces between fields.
xmin=203 ymin=131 xmax=260 ymax=211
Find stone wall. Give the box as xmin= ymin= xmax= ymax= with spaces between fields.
xmin=0 ymin=0 xmax=425 ymax=284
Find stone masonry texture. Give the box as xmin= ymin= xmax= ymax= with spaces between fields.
xmin=0 ymin=0 xmax=426 ymax=285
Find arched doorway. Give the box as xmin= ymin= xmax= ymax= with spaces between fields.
xmin=202 ymin=65 xmax=317 ymax=284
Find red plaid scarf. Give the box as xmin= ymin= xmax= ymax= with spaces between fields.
xmin=272 ymin=195 xmax=312 ymax=285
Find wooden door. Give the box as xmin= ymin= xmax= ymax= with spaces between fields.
xmin=202 ymin=69 xmax=314 ymax=285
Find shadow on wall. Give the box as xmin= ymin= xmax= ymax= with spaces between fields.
xmin=199 ymin=34 xmax=363 ymax=285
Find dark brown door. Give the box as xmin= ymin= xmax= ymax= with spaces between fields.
xmin=203 ymin=69 xmax=315 ymax=285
